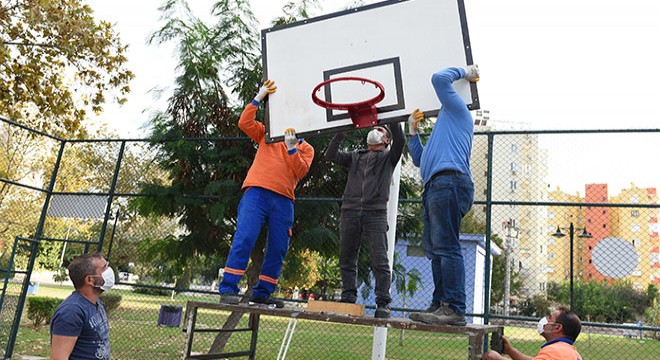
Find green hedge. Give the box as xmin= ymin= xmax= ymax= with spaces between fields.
xmin=100 ymin=292 xmax=122 ymax=315
xmin=27 ymin=296 xmax=63 ymax=329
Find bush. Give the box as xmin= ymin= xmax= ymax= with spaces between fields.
xmin=100 ymin=293 xmax=122 ymax=316
xmin=52 ymin=267 xmax=69 ymax=285
xmin=132 ymin=282 xmax=171 ymax=296
xmin=27 ymin=296 xmax=63 ymax=329
xmin=518 ymin=294 xmax=552 ymax=317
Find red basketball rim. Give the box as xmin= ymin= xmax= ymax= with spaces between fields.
xmin=311 ymin=77 xmax=385 ymax=110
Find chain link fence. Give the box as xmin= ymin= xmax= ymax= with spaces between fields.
xmin=1 ymin=116 xmax=659 ymax=359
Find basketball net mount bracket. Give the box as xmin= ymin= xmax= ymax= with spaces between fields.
xmin=311 ymin=77 xmax=385 ymax=129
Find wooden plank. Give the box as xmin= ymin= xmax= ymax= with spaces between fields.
xmin=306 ymin=300 xmax=365 ymax=316
xmin=184 ymin=301 xmax=502 ymax=335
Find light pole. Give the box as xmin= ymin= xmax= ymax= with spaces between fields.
xmin=551 ymin=223 xmax=592 ymax=311
xmin=502 ymin=220 xmax=520 ymax=317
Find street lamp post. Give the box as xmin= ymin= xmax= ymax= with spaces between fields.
xmin=503 ymin=220 xmax=520 ymax=318
xmin=551 ymin=222 xmax=592 ymax=311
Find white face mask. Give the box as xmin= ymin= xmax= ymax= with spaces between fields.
xmin=537 ymin=316 xmax=548 ymax=335
xmin=366 ymin=129 xmax=384 ymax=145
xmin=93 ymin=267 xmax=115 ymax=292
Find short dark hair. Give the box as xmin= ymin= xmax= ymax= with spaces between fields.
xmin=556 ymin=306 xmax=582 ymax=341
xmin=67 ymin=253 xmax=105 ymax=289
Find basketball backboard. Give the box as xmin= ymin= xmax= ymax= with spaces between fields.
xmin=262 ymin=0 xmax=478 ymax=142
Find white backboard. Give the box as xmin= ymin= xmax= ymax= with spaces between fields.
xmin=262 ymin=0 xmax=479 ymax=142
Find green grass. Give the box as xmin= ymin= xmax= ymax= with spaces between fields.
xmin=9 ymin=284 xmax=660 ymax=359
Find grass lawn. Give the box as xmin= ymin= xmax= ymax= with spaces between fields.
xmin=8 ymin=284 xmax=660 ymax=359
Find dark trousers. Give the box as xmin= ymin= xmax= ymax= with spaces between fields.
xmin=339 ymin=209 xmax=392 ymax=306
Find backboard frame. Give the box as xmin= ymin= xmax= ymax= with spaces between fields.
xmin=262 ymin=0 xmax=478 ymax=143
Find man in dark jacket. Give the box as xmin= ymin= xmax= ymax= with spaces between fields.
xmin=324 ymin=110 xmax=422 ymax=318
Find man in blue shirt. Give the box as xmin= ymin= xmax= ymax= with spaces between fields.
xmin=408 ymin=66 xmax=478 ymax=326
xmin=50 ymin=253 xmax=114 ymax=359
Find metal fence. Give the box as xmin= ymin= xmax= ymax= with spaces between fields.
xmin=1 ymin=115 xmax=659 ymax=359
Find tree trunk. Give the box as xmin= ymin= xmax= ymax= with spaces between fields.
xmin=208 ymin=242 xmax=265 ymax=353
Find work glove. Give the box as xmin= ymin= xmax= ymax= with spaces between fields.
xmin=464 ymin=65 xmax=480 ymax=83
xmin=254 ymin=80 xmax=277 ymax=103
xmin=284 ymin=128 xmax=298 ymax=152
xmin=407 ymin=108 xmax=424 ymax=136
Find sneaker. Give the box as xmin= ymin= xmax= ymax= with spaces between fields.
xmin=424 ymin=303 xmax=439 ymax=313
xmin=374 ymin=305 xmax=391 ymax=319
xmin=219 ymin=293 xmax=240 ymax=305
xmin=413 ymin=303 xmax=466 ymax=326
xmin=249 ymin=295 xmax=285 ymax=308
xmin=409 ymin=303 xmax=438 ymax=321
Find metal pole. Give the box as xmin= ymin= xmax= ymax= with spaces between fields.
xmin=503 ymin=233 xmax=511 ymax=318
xmin=569 ymin=223 xmax=574 ymax=311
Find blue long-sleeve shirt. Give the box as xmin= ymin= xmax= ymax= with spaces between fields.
xmin=408 ymin=67 xmax=474 ymax=184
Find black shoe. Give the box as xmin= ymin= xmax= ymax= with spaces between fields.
xmin=249 ymin=295 xmax=285 ymax=308
xmin=409 ymin=303 xmax=437 ymax=321
xmin=219 ymin=293 xmax=240 ymax=305
xmin=375 ymin=305 xmax=391 ymax=319
xmin=414 ymin=303 xmax=466 ymax=326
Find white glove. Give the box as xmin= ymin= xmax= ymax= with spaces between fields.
xmin=284 ymin=128 xmax=298 ymax=151
xmin=407 ymin=108 xmax=424 ymax=136
xmin=464 ymin=65 xmax=480 ymax=83
xmin=254 ymin=80 xmax=277 ymax=103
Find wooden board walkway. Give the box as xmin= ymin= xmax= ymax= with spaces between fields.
xmin=182 ymin=301 xmax=503 ymax=360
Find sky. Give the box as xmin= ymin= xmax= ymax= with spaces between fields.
xmin=90 ymin=0 xmax=660 ymax=195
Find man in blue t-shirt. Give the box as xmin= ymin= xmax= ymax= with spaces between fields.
xmin=408 ymin=66 xmax=479 ymax=326
xmin=50 ymin=252 xmax=115 ymax=359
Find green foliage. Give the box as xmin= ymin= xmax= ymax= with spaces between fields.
xmin=27 ymin=296 xmax=62 ymax=329
xmin=52 ymin=267 xmax=69 ymax=285
xmin=100 ymin=292 xmax=122 ymax=316
xmin=392 ymin=252 xmax=422 ymax=301
xmin=644 ymin=298 xmax=660 ymax=340
xmin=132 ymin=283 xmax=171 ymax=296
xmin=313 ymin=254 xmax=342 ymax=299
xmin=547 ymin=280 xmax=650 ymax=323
xmin=518 ymin=294 xmax=552 ymax=317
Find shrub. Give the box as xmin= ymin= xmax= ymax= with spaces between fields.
xmin=52 ymin=267 xmax=69 ymax=285
xmin=132 ymin=282 xmax=171 ymax=296
xmin=27 ymin=296 xmax=63 ymax=329
xmin=100 ymin=293 xmax=122 ymax=316
xmin=518 ymin=294 xmax=552 ymax=317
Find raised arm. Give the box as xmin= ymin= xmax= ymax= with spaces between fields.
xmin=431 ymin=68 xmax=467 ymax=112
xmin=324 ymin=133 xmax=352 ymax=167
xmin=388 ymin=122 xmax=405 ymax=166
xmin=238 ymin=80 xmax=277 ymax=142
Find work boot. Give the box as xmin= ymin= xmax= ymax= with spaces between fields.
xmin=409 ymin=303 xmax=438 ymax=321
xmin=249 ymin=295 xmax=285 ymax=308
xmin=219 ymin=293 xmax=240 ymax=305
xmin=374 ymin=304 xmax=391 ymax=319
xmin=413 ymin=303 xmax=466 ymax=326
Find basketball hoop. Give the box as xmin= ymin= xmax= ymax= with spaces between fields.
xmin=311 ymin=77 xmax=385 ymax=128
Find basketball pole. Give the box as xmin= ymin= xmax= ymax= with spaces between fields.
xmin=372 ymin=123 xmax=403 ymax=359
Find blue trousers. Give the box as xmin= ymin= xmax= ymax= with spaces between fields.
xmin=219 ymin=187 xmax=294 ymax=298
xmin=422 ymin=172 xmax=474 ymax=315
